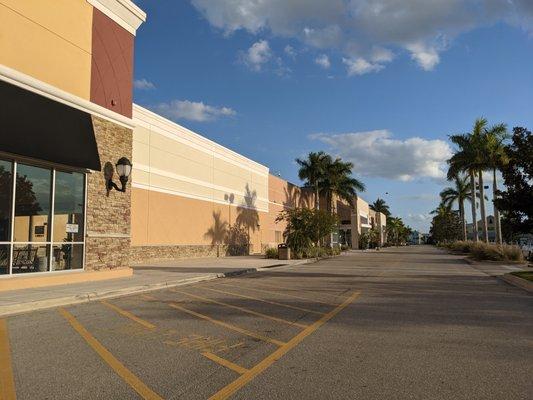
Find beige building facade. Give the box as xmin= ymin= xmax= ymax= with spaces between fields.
xmin=0 ymin=0 xmax=389 ymax=284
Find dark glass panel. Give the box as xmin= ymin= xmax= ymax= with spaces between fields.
xmin=52 ymin=244 xmax=83 ymax=271
xmin=53 ymin=172 xmax=85 ymax=243
xmin=0 ymin=245 xmax=9 ymax=274
xmin=12 ymin=244 xmax=49 ymax=273
xmin=0 ymin=160 xmax=12 ymax=242
xmin=14 ymin=164 xmax=52 ymax=243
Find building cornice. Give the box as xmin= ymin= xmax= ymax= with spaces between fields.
xmin=86 ymin=0 xmax=146 ymax=35
xmin=0 ymin=64 xmax=135 ymax=129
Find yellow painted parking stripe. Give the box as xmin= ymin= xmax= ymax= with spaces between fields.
xmin=0 ymin=319 xmax=16 ymax=400
xmin=101 ymin=301 xmax=156 ymax=330
xmin=222 ymin=282 xmax=338 ymax=307
xmin=59 ymin=308 xmax=163 ymax=400
xmin=172 ymin=289 xmax=308 ymax=329
xmin=200 ymin=287 xmax=325 ymax=316
xmin=202 ymin=352 xmax=249 ymax=375
xmin=142 ymin=295 xmax=286 ymax=347
xmin=240 ymin=281 xmax=350 ymax=303
xmin=209 ymin=291 xmax=361 ymax=400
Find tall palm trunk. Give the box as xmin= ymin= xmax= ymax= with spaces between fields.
xmin=469 ymin=171 xmax=478 ymax=242
xmin=314 ymin=185 xmax=320 ymax=247
xmin=492 ymin=168 xmax=502 ymax=244
xmin=459 ymin=199 xmax=467 ymax=241
xmin=478 ymin=171 xmax=489 ymax=243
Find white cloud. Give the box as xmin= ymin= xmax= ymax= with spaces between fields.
xmin=284 ymin=45 xmax=297 ymax=58
xmin=240 ymin=40 xmax=272 ymax=71
xmin=153 ymin=100 xmax=236 ymax=122
xmin=315 ymin=54 xmax=331 ymax=69
xmin=407 ymin=213 xmax=433 ymax=222
xmin=133 ymin=78 xmax=155 ymax=90
xmin=311 ymin=130 xmax=453 ymax=181
xmin=190 ymin=0 xmax=533 ymax=74
xmin=342 ymin=57 xmax=384 ymax=75
xmin=406 ymin=42 xmax=441 ymax=71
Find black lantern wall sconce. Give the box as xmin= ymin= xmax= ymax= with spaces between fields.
xmin=107 ymin=157 xmax=132 ymax=192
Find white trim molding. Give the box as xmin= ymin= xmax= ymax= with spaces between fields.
xmin=133 ymin=163 xmax=269 ymax=205
xmin=86 ymin=0 xmax=146 ymax=35
xmin=0 ymin=64 xmax=135 ymax=129
xmin=133 ymin=104 xmax=269 ymax=177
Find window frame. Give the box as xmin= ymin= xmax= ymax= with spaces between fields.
xmin=0 ymin=155 xmax=88 ymax=277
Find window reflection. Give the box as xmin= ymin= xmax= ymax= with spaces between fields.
xmin=12 ymin=244 xmax=49 ymax=273
xmin=0 ymin=160 xmax=12 ymax=242
xmin=52 ymin=244 xmax=83 ymax=270
xmin=53 ymin=172 xmax=85 ymax=243
xmin=0 ymin=245 xmax=9 ymax=275
xmin=14 ymin=164 xmax=51 ymax=243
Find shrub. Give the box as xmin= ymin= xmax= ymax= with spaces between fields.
xmin=501 ymin=244 xmax=525 ymax=262
xmin=446 ymin=240 xmax=475 ymax=253
xmin=264 ymin=247 xmax=278 ymax=259
xmin=443 ymin=241 xmax=525 ymax=262
xmin=340 ymin=244 xmax=349 ymax=252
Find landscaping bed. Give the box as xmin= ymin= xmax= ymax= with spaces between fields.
xmin=441 ymin=241 xmax=525 ymax=263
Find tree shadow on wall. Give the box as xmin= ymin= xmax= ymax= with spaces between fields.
xmin=283 ymin=184 xmax=299 ymax=209
xmin=235 ymin=184 xmax=259 ymax=254
xmin=204 ymin=210 xmax=228 ymax=257
xmin=298 ymin=187 xmax=314 ymax=209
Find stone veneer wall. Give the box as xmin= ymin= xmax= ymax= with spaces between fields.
xmin=129 ymin=244 xmax=250 ymax=264
xmin=85 ymin=116 xmax=132 ymax=270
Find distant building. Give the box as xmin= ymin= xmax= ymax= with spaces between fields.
xmin=466 ymin=215 xmax=496 ymax=242
xmin=409 ymin=231 xmax=428 ymax=245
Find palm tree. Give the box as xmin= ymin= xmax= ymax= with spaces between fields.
xmin=448 ymin=118 xmax=489 ymax=242
xmin=484 ymin=123 xmax=509 ymax=244
xmin=430 ymin=202 xmax=452 ymax=217
xmin=296 ymin=151 xmax=330 ymax=210
xmin=320 ymin=158 xmax=365 ymax=213
xmin=370 ymin=198 xmax=391 ymax=216
xmin=440 ymin=175 xmax=472 ymax=240
xmin=386 ymin=216 xmax=408 ymax=246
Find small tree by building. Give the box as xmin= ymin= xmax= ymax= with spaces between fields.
xmin=276 ymin=208 xmax=338 ymax=257
xmin=429 ymin=210 xmax=462 ymax=244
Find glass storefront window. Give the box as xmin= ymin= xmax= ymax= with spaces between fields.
xmin=53 ymin=171 xmax=85 ymax=243
xmin=0 ymin=157 xmax=86 ymax=276
xmin=12 ymin=244 xmax=50 ymax=274
xmin=0 ymin=160 xmax=12 ymax=242
xmin=52 ymin=244 xmax=83 ymax=271
xmin=14 ymin=164 xmax=52 ymax=243
xmin=0 ymin=245 xmax=9 ymax=275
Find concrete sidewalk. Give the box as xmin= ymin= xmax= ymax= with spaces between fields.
xmin=0 ymin=256 xmax=311 ymax=317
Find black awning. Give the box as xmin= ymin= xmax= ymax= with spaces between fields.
xmin=0 ymin=80 xmax=101 ymax=171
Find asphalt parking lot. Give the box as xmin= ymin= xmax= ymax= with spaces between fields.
xmin=1 ymin=246 xmax=532 ymax=399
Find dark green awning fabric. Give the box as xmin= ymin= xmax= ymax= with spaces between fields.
xmin=0 ymin=80 xmax=101 ymax=171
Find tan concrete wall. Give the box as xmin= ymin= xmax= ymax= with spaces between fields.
xmin=131 ymin=105 xmax=270 ymax=257
xmin=131 ymin=187 xmax=267 ymax=254
xmin=0 ymin=0 xmax=93 ymax=99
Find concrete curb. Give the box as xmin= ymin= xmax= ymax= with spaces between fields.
xmin=500 ymin=274 xmax=533 ymax=294
xmin=0 ymin=258 xmax=319 ymax=318
xmin=463 ymin=257 xmax=528 ymax=268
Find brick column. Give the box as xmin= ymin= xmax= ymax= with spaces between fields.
xmin=85 ymin=116 xmax=132 ymax=270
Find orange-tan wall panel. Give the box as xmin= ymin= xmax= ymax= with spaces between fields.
xmin=132 ymin=187 xmax=268 ymax=251
xmin=0 ymin=0 xmax=93 ymax=99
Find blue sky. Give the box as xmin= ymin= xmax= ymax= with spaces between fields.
xmin=133 ymin=0 xmax=533 ymax=232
